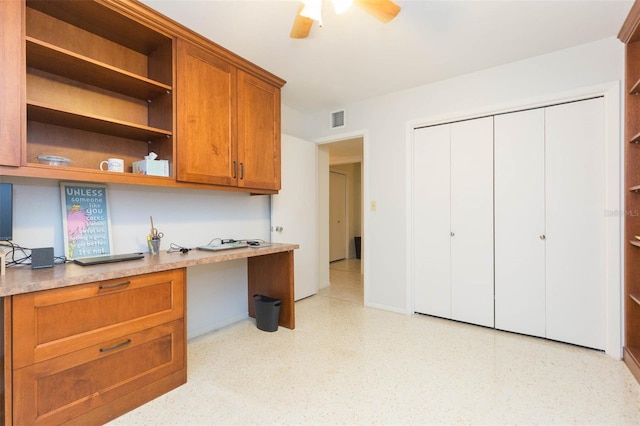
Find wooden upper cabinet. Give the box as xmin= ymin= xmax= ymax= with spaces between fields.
xmin=0 ymin=0 xmax=24 ymax=167
xmin=237 ymin=70 xmax=281 ymax=191
xmin=176 ymin=40 xmax=282 ymax=191
xmin=0 ymin=0 xmax=284 ymax=193
xmin=176 ymin=39 xmax=237 ymax=186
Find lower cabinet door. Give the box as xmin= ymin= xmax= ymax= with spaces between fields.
xmin=13 ymin=320 xmax=185 ymax=425
xmin=12 ymin=269 xmax=185 ymax=369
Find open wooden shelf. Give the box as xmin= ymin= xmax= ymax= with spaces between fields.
xmin=26 ymin=37 xmax=171 ymax=100
xmin=26 ymin=0 xmax=171 ymax=55
xmin=1 ymin=0 xmax=283 ymax=199
xmin=621 ymin=0 xmax=640 ymax=386
xmin=23 ymin=162 xmax=174 ymax=181
xmin=624 ymin=347 xmax=640 ymax=383
xmin=27 ymin=101 xmax=172 ymax=142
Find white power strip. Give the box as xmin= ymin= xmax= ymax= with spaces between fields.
xmin=0 ymin=248 xmax=7 ymax=276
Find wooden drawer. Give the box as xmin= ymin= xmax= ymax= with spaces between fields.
xmin=13 ymin=319 xmax=185 ymax=425
xmin=12 ymin=269 xmax=185 ymax=368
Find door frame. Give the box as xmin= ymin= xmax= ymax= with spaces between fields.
xmin=316 ymin=130 xmax=369 ymax=303
xmin=406 ymin=82 xmax=622 ymax=358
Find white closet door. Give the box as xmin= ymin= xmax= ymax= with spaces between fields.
xmin=545 ymin=98 xmax=605 ymax=350
xmin=414 ymin=124 xmax=451 ymax=318
xmin=494 ymin=109 xmax=546 ymax=337
xmin=450 ymin=117 xmax=494 ymax=327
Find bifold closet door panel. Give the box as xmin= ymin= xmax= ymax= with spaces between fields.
xmin=450 ymin=117 xmax=494 ymax=328
xmin=413 ymin=124 xmax=452 ymax=318
xmin=494 ymin=109 xmax=546 ymax=338
xmin=545 ymin=97 xmax=606 ymax=350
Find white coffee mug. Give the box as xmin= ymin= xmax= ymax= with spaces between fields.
xmin=100 ymin=158 xmax=124 ymax=172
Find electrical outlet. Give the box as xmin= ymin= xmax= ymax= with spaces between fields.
xmin=370 ymin=200 xmax=377 ymax=211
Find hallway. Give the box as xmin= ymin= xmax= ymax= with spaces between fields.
xmin=318 ymin=258 xmax=363 ymax=304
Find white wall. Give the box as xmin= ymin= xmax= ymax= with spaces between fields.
xmin=2 ymin=176 xmax=271 ymax=339
xmin=299 ymin=37 xmax=625 ymax=313
xmin=282 ymin=104 xmax=314 ymax=141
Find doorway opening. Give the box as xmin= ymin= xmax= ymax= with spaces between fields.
xmin=318 ymin=137 xmax=364 ymax=304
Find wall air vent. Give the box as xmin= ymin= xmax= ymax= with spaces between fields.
xmin=330 ymin=109 xmax=346 ymax=129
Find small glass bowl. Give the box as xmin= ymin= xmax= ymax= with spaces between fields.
xmin=37 ymin=155 xmax=72 ymax=166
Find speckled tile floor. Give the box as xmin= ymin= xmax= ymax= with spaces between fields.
xmin=317 ymin=259 xmax=364 ymax=305
xmin=109 ymin=259 xmax=640 ymax=425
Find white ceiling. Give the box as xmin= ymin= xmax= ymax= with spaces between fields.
xmin=142 ymin=0 xmax=633 ymax=114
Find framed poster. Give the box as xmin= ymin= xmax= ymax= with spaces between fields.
xmin=60 ymin=182 xmax=113 ymax=259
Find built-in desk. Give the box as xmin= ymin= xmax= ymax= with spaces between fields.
xmin=0 ymin=243 xmax=298 ymax=425
xmin=0 ymin=243 xmax=298 ymax=328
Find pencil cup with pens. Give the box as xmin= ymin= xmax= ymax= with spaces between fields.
xmin=148 ymin=216 xmax=164 ymax=255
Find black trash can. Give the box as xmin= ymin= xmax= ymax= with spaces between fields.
xmin=253 ymin=294 xmax=281 ymax=332
xmin=354 ymin=236 xmax=362 ymax=259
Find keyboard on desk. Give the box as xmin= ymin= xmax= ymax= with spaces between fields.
xmin=197 ymin=242 xmax=248 ymax=252
xmin=74 ymin=252 xmax=144 ymax=266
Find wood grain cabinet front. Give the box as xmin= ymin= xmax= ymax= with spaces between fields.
xmin=237 ymin=69 xmax=281 ymax=191
xmin=175 ymin=38 xmax=237 ymax=187
xmin=11 ymin=269 xmax=187 ymax=425
xmin=176 ymin=39 xmax=282 ymax=192
xmin=620 ymin=0 xmax=640 ymax=384
xmin=1 ymin=0 xmax=285 ymax=193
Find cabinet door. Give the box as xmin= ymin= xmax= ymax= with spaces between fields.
xmin=0 ymin=0 xmax=23 ymax=167
xmin=494 ymin=109 xmax=546 ymax=337
xmin=545 ymin=97 xmax=605 ymax=350
xmin=450 ymin=117 xmax=494 ymax=327
xmin=176 ymin=39 xmax=237 ymax=186
xmin=13 ymin=320 xmax=185 ymax=425
xmin=413 ymin=124 xmax=451 ymax=318
xmin=13 ymin=269 xmax=186 ymax=368
xmin=237 ymin=70 xmax=281 ymax=190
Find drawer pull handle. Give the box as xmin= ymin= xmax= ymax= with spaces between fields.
xmin=99 ymin=280 xmax=131 ymax=290
xmin=100 ymin=339 xmax=132 ymax=353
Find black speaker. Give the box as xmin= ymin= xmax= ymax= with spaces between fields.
xmin=32 ymin=247 xmax=54 ymax=269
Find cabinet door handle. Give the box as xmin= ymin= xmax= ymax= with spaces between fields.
xmin=240 ymin=162 xmax=244 ymax=180
xmin=99 ymin=338 xmax=132 ymax=353
xmin=99 ymin=280 xmax=131 ymax=290
xmin=540 ymin=235 xmax=546 ymax=240
xmin=233 ymin=161 xmax=237 ymax=179
xmin=450 ymin=232 xmax=455 ymax=237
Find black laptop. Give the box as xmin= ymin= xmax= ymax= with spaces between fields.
xmin=74 ymin=252 xmax=144 ymax=266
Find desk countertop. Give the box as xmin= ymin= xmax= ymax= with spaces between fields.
xmin=0 ymin=243 xmax=299 ymax=297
